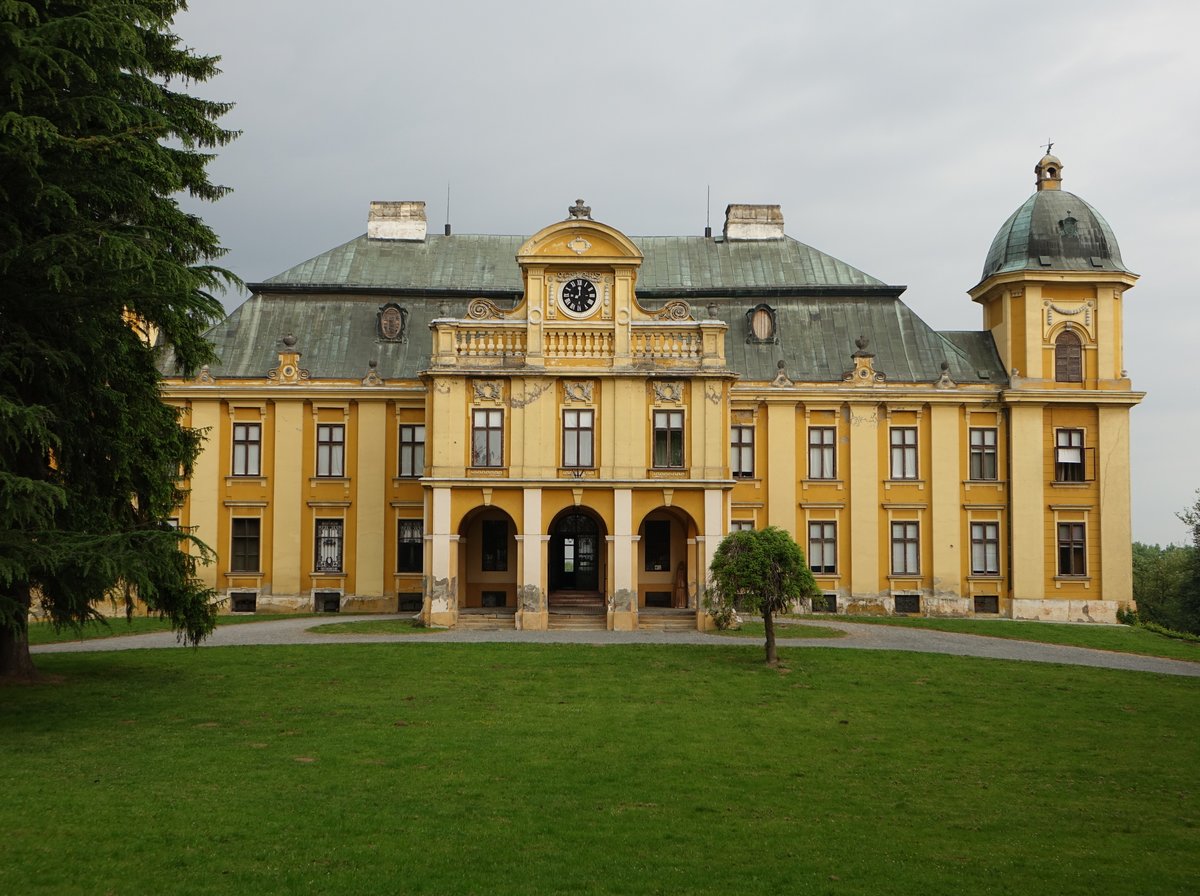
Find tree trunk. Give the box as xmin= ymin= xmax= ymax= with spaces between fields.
xmin=762 ymin=606 xmax=778 ymax=666
xmin=0 ymin=586 xmax=37 ymax=681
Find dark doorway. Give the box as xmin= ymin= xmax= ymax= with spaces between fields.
xmin=549 ymin=511 xmax=601 ymax=593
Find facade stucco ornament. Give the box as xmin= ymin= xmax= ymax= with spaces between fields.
xmin=194 ymin=364 xmax=215 ymax=384
xmin=1045 ymin=300 xmax=1093 ymax=331
xmin=361 ymin=358 xmax=384 ymax=386
xmin=934 ymin=360 xmax=956 ymax=390
xmin=467 ymin=298 xmax=504 ymax=320
xmin=472 ymin=379 xmax=504 ymax=403
xmin=567 ymin=236 xmax=592 ymax=255
xmin=842 ymin=336 xmax=885 ymax=385
xmin=377 ymin=303 xmax=409 ymax=341
xmin=652 ymin=380 xmax=684 ymax=404
xmin=655 ymin=300 xmax=692 ymax=321
xmin=563 ymin=380 xmax=593 ymax=403
xmin=772 ymin=360 xmax=793 ymax=387
xmin=268 ymin=334 xmax=310 ymax=385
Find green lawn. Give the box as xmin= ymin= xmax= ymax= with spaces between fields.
xmin=26 ymin=613 xmax=321 ymax=646
xmin=802 ymin=615 xmax=1200 ymax=663
xmin=2 ymin=644 xmax=1197 ymax=895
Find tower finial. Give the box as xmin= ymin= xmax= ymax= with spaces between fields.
xmin=1043 ymin=139 xmax=1054 ymax=155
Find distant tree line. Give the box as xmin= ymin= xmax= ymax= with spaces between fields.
xmin=1131 ymin=491 xmax=1200 ymax=635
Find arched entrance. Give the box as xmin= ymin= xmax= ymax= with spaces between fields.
xmin=548 ymin=509 xmax=604 ymax=599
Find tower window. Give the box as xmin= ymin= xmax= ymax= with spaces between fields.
xmin=1055 ymin=330 xmax=1083 ymax=383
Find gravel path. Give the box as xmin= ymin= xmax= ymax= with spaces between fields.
xmin=31 ymin=615 xmax=1200 ymax=678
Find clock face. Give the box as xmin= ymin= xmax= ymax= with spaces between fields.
xmin=561 ymin=277 xmax=598 ymax=315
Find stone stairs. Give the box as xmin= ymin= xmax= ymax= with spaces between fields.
xmin=456 ymin=608 xmax=517 ymax=630
xmin=637 ymin=608 xmax=698 ymax=632
xmin=547 ymin=606 xmax=607 ymax=631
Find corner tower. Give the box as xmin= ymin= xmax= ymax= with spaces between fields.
xmin=971 ymin=152 xmax=1143 ymax=621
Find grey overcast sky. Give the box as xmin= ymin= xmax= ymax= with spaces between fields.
xmin=173 ymin=0 xmax=1198 ymax=546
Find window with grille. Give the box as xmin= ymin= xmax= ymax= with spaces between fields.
xmin=563 ymin=409 xmax=594 ymax=468
xmin=316 ymin=424 xmax=345 ymax=477
xmin=968 ymin=428 xmax=998 ymax=481
xmin=1055 ymin=429 xmax=1085 ymax=482
xmin=398 ymin=424 xmax=425 ymax=477
xmin=808 ymin=427 xmax=836 ymax=479
xmin=889 ymin=427 xmax=918 ymax=479
xmin=397 ymin=520 xmax=423 ymax=573
xmin=731 ymin=426 xmax=754 ymax=478
xmin=970 ymin=522 xmax=1000 ymax=575
xmin=314 ymin=519 xmax=343 ymax=572
xmin=808 ymin=521 xmax=837 ymax=574
xmin=232 ymin=423 xmax=261 ymax=476
xmin=472 ymin=409 xmax=503 ymax=467
xmin=653 ymin=410 xmax=684 ymax=469
xmin=890 ymin=521 xmax=920 ymax=574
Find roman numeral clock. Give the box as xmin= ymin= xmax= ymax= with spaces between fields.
xmin=559 ymin=277 xmax=598 ymax=317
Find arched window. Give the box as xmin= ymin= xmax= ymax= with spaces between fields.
xmin=1055 ymin=330 xmax=1083 ymax=383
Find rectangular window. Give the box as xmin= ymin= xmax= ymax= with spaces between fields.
xmin=890 ymin=427 xmax=918 ymax=480
xmin=730 ymin=520 xmax=755 ymax=533
xmin=1055 ymin=429 xmax=1085 ymax=482
xmin=968 ymin=427 xmax=998 ymax=481
xmin=970 ymin=522 xmax=1000 ymax=576
xmin=230 ymin=518 xmax=260 ymax=573
xmin=398 ymin=424 xmax=425 ymax=478
xmin=472 ymin=409 xmax=504 ymax=467
xmin=563 ymin=409 xmax=595 ymax=468
xmin=808 ymin=521 xmax=837 ymax=574
xmin=1057 ymin=523 xmax=1087 ymax=576
xmin=653 ymin=410 xmax=685 ymax=468
xmin=397 ymin=520 xmax=423 ymax=573
xmin=316 ymin=423 xmax=345 ymax=477
xmin=808 ymin=426 xmax=836 ymax=479
xmin=644 ymin=520 xmax=671 ymax=571
xmin=232 ymin=423 xmax=261 ymax=477
xmin=890 ymin=521 xmax=920 ymax=575
xmin=314 ymin=519 xmax=343 ymax=572
xmin=482 ymin=519 xmax=508 ymax=571
xmin=731 ymin=426 xmax=754 ymax=478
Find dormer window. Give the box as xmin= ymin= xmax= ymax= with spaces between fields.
xmin=377 ymin=303 xmax=409 ymax=342
xmin=746 ymin=304 xmax=778 ymax=344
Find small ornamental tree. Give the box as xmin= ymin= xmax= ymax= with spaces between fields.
xmin=0 ymin=1 xmax=235 ymax=679
xmin=709 ymin=526 xmax=818 ymax=665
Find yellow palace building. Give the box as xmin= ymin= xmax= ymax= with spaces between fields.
xmin=163 ymin=153 xmax=1142 ymax=629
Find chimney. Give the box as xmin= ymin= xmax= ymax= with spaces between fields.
xmin=367 ymin=201 xmax=427 ymax=241
xmin=723 ymin=204 xmax=784 ymax=241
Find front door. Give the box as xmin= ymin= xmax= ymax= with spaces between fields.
xmin=549 ymin=512 xmax=600 ymax=592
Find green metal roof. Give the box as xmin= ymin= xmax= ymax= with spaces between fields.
xmin=171 ymin=293 xmax=1003 ymax=386
xmin=163 ymin=227 xmax=1003 ymax=386
xmin=256 ymin=233 xmax=886 ymax=294
xmin=981 ymin=189 xmax=1128 ymax=282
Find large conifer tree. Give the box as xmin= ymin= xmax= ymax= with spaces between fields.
xmin=0 ymin=1 xmax=234 ymax=678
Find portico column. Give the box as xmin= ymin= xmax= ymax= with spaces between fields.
xmin=609 ymin=488 xmax=636 ymax=630
xmin=517 ymin=488 xmax=548 ymax=630
xmin=426 ymin=486 xmax=457 ymax=626
xmin=697 ymin=487 xmax=725 ymax=629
